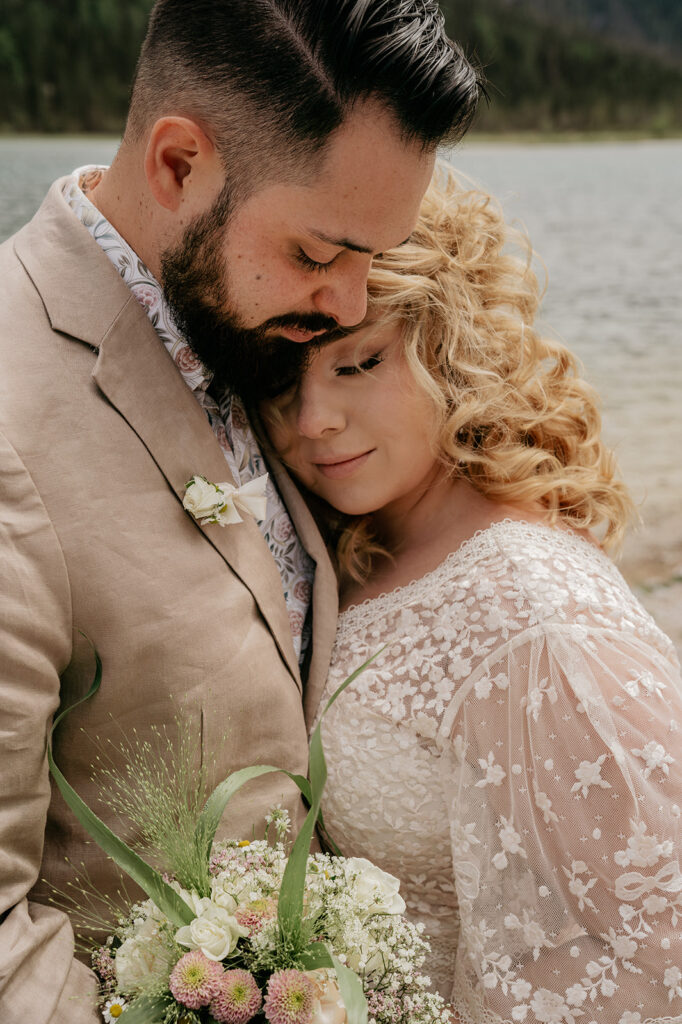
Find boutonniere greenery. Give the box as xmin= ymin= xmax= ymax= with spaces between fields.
xmin=183 ymin=474 xmax=268 ymax=527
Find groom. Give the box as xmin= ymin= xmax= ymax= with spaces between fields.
xmin=0 ymin=1 xmax=479 ymax=1019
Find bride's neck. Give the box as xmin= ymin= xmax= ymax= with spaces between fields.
xmin=371 ymin=467 xmax=459 ymax=554
xmin=338 ymin=475 xmax=470 ymax=610
xmin=338 ymin=477 xmax=547 ymax=612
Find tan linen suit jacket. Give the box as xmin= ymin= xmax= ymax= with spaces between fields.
xmin=0 ymin=181 xmax=339 ymax=1023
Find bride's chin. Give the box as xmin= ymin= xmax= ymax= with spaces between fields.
xmin=330 ymin=499 xmax=382 ymax=518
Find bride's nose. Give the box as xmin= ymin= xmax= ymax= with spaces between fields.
xmin=296 ymin=375 xmax=346 ymax=439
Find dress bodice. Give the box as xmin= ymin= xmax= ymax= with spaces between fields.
xmin=315 ymin=520 xmax=682 ymax=1023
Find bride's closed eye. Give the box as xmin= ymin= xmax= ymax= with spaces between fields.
xmin=335 ymin=353 xmax=384 ymax=377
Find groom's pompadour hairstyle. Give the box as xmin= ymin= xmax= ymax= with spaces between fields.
xmin=127 ymin=0 xmax=481 ymax=195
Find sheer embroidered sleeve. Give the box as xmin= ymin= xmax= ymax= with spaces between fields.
xmin=316 ymin=521 xmax=682 ymax=1023
xmin=444 ymin=618 xmax=682 ymax=1024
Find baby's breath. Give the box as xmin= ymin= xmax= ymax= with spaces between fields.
xmin=90 ymin=830 xmax=452 ymax=1024
xmin=264 ymin=804 xmax=292 ymax=841
xmin=91 ymin=719 xmax=213 ymax=894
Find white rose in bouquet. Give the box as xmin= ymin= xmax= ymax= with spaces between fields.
xmin=175 ymin=898 xmax=249 ymax=960
xmin=343 ymin=857 xmax=406 ymax=916
xmin=210 ymin=876 xmax=239 ymax=913
xmin=344 ymin=935 xmax=389 ymax=978
xmin=115 ymin=922 xmax=175 ymax=993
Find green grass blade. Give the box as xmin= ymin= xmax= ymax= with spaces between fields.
xmin=47 ymin=638 xmax=193 ymax=927
xmin=276 ymin=801 xmax=319 ymax=933
xmin=195 ymin=765 xmax=317 ymax=865
xmin=316 ymin=807 xmax=343 ymax=857
xmin=299 ymin=944 xmax=367 ymax=1024
xmin=120 ymin=993 xmax=167 ymax=1022
xmin=321 ymin=648 xmax=384 ymax=718
xmin=299 ymin=942 xmax=334 ymax=970
xmin=195 ymin=764 xmax=283 ymax=862
xmin=287 ymin=773 xmax=312 ymax=804
xmin=276 ymin=652 xmax=383 ymax=940
xmin=331 ymin=951 xmax=369 ymax=1024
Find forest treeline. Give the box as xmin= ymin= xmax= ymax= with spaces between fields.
xmin=1 ymin=0 xmax=682 ymax=134
xmin=442 ymin=0 xmax=682 ymax=132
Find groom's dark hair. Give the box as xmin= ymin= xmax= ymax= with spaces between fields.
xmin=126 ymin=0 xmax=481 ymax=201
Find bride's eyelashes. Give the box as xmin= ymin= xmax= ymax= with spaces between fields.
xmin=335 ymin=353 xmax=384 ymax=376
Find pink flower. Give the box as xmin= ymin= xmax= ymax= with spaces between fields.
xmin=131 ymin=283 xmax=159 ymax=312
xmin=288 ymin=610 xmax=304 ymax=637
xmin=92 ymin=945 xmax=116 ymax=990
xmin=366 ymin=989 xmax=401 ymax=1020
xmin=211 ymin=969 xmax=263 ymax=1024
xmin=293 ymin=579 xmax=312 ymax=603
xmin=234 ymin=898 xmax=278 ymax=935
xmin=169 ymin=949 xmax=223 ymax=1009
xmin=175 ymin=345 xmax=203 ymax=374
xmin=264 ymin=969 xmax=316 ymax=1024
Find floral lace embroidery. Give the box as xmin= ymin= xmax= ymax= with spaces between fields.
xmin=316 ymin=520 xmax=682 ymax=1022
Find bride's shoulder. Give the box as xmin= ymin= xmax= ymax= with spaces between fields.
xmin=458 ymin=516 xmax=638 ymax=617
xmin=338 ymin=514 xmax=652 ymax=645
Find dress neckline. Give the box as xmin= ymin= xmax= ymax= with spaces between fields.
xmin=338 ymin=517 xmax=614 ymax=624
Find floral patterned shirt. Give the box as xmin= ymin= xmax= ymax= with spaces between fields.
xmin=63 ymin=167 xmax=313 ymax=662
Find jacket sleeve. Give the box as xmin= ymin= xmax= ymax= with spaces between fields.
xmin=0 ymin=430 xmax=99 ymax=1022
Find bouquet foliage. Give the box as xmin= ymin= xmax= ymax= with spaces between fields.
xmin=48 ymin=648 xmax=452 ymax=1024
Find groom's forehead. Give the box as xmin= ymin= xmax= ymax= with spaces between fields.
xmin=230 ymin=113 xmax=434 ymax=254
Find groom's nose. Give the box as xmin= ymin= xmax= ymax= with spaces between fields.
xmin=311 ymin=261 xmax=369 ymax=327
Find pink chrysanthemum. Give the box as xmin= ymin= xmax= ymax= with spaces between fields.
xmin=169 ymin=949 xmax=224 ymax=1009
xmin=234 ymin=898 xmax=278 ymax=935
xmin=210 ymin=969 xmax=263 ymax=1024
xmin=264 ymin=969 xmax=316 ymax=1024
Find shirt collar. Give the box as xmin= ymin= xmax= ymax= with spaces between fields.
xmin=63 ymin=165 xmax=212 ymax=399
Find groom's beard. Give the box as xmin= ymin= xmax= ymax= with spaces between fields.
xmin=160 ymin=205 xmax=337 ymax=404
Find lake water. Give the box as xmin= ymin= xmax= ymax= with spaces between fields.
xmin=449 ymin=139 xmax=682 ymax=656
xmin=1 ymin=135 xmax=680 ymax=655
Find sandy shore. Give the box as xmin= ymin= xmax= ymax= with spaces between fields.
xmin=631 ymin=581 xmax=682 ymax=664
xmin=621 ymin=510 xmax=682 ymax=664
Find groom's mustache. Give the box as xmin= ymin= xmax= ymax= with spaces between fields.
xmin=261 ymin=311 xmax=338 ymax=334
xmin=260 ymin=311 xmax=359 ymax=345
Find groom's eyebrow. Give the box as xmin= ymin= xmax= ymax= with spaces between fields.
xmin=308 ymin=228 xmax=411 ymax=254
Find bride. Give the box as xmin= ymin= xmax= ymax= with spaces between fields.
xmin=260 ymin=167 xmax=682 ymax=1023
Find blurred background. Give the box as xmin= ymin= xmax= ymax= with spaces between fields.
xmin=1 ymin=0 xmax=680 ymax=655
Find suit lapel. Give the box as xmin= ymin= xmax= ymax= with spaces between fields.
xmin=15 ymin=181 xmax=301 ymax=689
xmin=265 ymin=457 xmax=339 ymax=725
xmin=93 ymin=304 xmax=303 ymax=688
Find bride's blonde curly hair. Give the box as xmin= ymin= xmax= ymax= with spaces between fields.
xmin=333 ymin=163 xmax=634 ymax=582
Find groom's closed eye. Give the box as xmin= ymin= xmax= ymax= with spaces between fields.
xmin=295 ymin=248 xmax=336 ymax=273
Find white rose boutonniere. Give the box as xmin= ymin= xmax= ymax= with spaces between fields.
xmin=183 ymin=473 xmax=268 ymax=526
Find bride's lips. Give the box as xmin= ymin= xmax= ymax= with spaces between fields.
xmin=313 ymin=451 xmax=374 ymax=479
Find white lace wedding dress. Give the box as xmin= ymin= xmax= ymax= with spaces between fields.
xmin=314 ymin=520 xmax=682 ymax=1024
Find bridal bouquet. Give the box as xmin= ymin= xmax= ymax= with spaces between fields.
xmin=48 ymin=650 xmax=452 ymax=1024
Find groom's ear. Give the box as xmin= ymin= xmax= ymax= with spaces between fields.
xmin=144 ymin=115 xmax=223 ymax=214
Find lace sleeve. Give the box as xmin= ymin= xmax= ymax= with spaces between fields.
xmin=441 ymin=623 xmax=682 ymax=1024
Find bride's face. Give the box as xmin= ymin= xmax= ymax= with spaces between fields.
xmin=262 ymin=321 xmax=442 ymax=518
